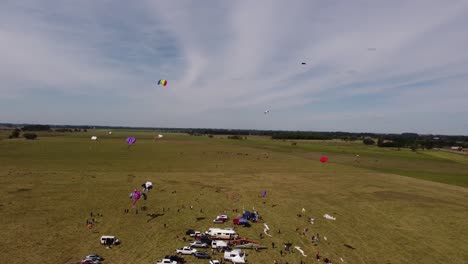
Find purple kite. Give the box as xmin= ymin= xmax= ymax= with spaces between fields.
xmin=132 ymin=189 xmax=141 ymax=208
xmin=126 ymin=137 xmax=136 ymax=146
xmin=262 ymin=190 xmax=267 ymax=197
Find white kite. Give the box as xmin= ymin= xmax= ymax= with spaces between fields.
xmin=302 ymin=208 xmax=306 ymax=213
xmin=158 ymin=134 xmax=163 ymax=138
xmin=91 ymin=136 xmax=98 ymax=141
xmin=142 ymin=181 xmax=153 ymax=192
xmin=294 ymin=246 xmax=307 ymax=257
xmin=323 ymin=214 xmax=336 ymax=220
xmin=264 ymin=110 xmax=270 ymax=114
xmin=263 ymin=223 xmax=272 ymax=237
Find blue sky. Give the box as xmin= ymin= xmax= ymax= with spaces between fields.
xmin=1 ymin=0 xmax=468 ymax=134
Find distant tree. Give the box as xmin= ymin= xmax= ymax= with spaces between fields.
xmin=208 ymin=135 xmax=214 ymax=138
xmin=21 ymin=125 xmax=50 ymax=131
xmin=410 ymin=144 xmax=418 ymax=152
xmin=377 ymin=138 xmax=384 ymax=147
xmin=291 ymin=142 xmax=297 ymax=146
xmin=55 ymin=128 xmax=73 ymax=132
xmin=363 ymin=137 xmax=375 ymax=145
xmin=83 ymin=129 xmax=87 ymax=132
xmin=9 ymin=128 xmax=21 ymax=139
xmin=227 ymin=135 xmax=244 ymax=140
xmin=23 ymin=133 xmax=37 ymax=140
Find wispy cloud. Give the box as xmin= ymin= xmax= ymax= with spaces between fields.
xmin=1 ymin=0 xmax=467 ymax=134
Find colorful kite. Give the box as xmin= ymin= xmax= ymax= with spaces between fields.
xmin=158 ymin=79 xmax=168 ymax=86
xmin=320 ymin=156 xmax=328 ymax=163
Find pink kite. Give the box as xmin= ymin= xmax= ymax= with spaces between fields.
xmin=132 ymin=189 xmax=141 ymax=207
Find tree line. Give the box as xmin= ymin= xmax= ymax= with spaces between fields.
xmin=3 ymin=123 xmax=466 ymax=149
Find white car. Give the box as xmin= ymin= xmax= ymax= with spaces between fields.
xmin=176 ymin=246 xmax=197 ymax=255
xmin=84 ymin=254 xmax=103 ymax=261
xmin=190 ymin=231 xmax=202 ymax=237
xmin=217 ymin=214 xmax=228 ymax=220
xmin=209 ymin=260 xmax=221 ymax=264
xmin=156 ymin=259 xmax=177 ymax=264
xmin=224 ymin=249 xmax=246 ymax=264
xmin=190 ymin=241 xmax=208 ymax=248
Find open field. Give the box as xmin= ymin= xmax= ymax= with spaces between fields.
xmin=1 ymin=130 xmax=468 ymax=264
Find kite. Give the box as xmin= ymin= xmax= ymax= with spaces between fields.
xmin=261 ymin=190 xmax=266 ymax=197
xmin=323 ymin=214 xmax=336 ymax=220
xmin=126 ymin=137 xmax=136 ymax=146
xmin=142 ymin=181 xmax=153 ymax=192
xmin=320 ymin=156 xmax=328 ymax=163
xmin=263 ymin=223 xmax=272 ymax=237
xmin=264 ymin=110 xmax=270 ymax=114
xmin=158 ymin=79 xmax=168 ymax=86
xmin=131 ymin=189 xmax=141 ymax=207
xmin=295 ymin=246 xmax=307 ymax=257
xmin=301 ymin=62 xmax=307 ymax=65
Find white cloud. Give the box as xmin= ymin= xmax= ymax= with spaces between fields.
xmin=1 ymin=0 xmax=467 ymax=134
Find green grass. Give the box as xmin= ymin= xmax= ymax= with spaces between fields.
xmin=1 ymin=131 xmax=467 ymax=264
xmin=227 ymin=138 xmax=468 ymax=188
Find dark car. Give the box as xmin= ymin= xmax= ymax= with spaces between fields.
xmin=197 ymin=234 xmax=212 ymax=245
xmin=165 ymin=255 xmax=185 ymax=263
xmin=193 ymin=251 xmax=211 ymax=259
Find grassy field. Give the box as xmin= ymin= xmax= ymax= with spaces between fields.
xmin=1 ymin=130 xmax=467 ymax=264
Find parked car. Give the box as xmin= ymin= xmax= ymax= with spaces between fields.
xmin=80 ymin=260 xmax=100 ymax=264
xmin=213 ymin=219 xmax=225 ymax=224
xmin=83 ymin=257 xmax=101 ymax=263
xmin=156 ymin=259 xmax=177 ymax=264
xmin=193 ymin=251 xmax=211 ymax=259
xmin=209 ymin=260 xmax=221 ymax=264
xmin=224 ymin=249 xmax=246 ymax=263
xmin=190 ymin=231 xmax=202 ymax=237
xmin=190 ymin=241 xmax=209 ymax=248
xmin=176 ymin=246 xmax=197 ymax=255
xmin=84 ymin=254 xmax=104 ymax=261
xmin=197 ymin=234 xmax=212 ymax=245
xmin=216 ymin=215 xmax=228 ymax=220
xmin=164 ymin=255 xmax=185 ymax=263
xmin=100 ymin=235 xmax=120 ymax=245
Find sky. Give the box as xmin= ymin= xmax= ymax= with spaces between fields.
xmin=1 ymin=0 xmax=468 ymax=135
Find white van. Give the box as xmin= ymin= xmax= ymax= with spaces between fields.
xmin=208 ymin=229 xmax=238 ymax=240
xmin=224 ymin=249 xmax=246 ymax=263
xmin=100 ymin=235 xmax=119 ymax=245
xmin=212 ymin=240 xmax=229 ymax=249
